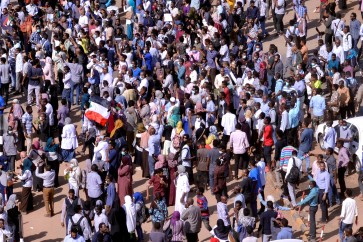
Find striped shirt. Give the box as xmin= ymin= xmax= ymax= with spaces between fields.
xmin=171 ymin=220 xmax=184 ymax=241
xmin=279 ymin=146 xmax=297 ymax=171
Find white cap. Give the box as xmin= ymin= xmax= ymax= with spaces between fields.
xmin=170 ymin=97 xmax=176 ymax=103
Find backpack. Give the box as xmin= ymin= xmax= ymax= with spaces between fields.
xmin=172 ymin=133 xmax=182 ymax=149
xmin=286 ymin=158 xmax=300 ymax=184
xmin=70 ymin=216 xmax=84 ymax=236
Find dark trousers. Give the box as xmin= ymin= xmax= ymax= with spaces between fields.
xmin=309 ymin=206 xmax=318 ymax=239
xmin=318 ymin=189 xmax=328 ymax=222
xmin=196 ymin=170 xmax=208 ymax=189
xmin=234 ymin=153 xmax=249 ymax=178
xmin=338 ymin=166 xmax=347 ymax=196
xmin=340 ymin=106 xmax=349 ymax=119
xmin=215 ymin=185 xmax=228 ymax=202
xmin=0 ymin=82 xmax=9 ymax=103
xmin=186 ymin=233 xmax=198 ymax=242
xmin=185 ymin=166 xmax=194 ymax=184
xmin=288 ymin=127 xmax=298 ymax=147
xmin=275 ymin=14 xmax=285 ymax=33
xmin=19 ymin=187 xmax=33 ymax=212
xmin=263 ymin=146 xmax=272 ymax=167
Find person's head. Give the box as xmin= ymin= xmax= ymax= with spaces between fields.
xmin=326 ymin=147 xmax=334 ymax=156
xmin=221 ymin=196 xmax=227 ymax=204
xmin=281 ymin=218 xmax=289 ymax=227
xmin=351 ymin=12 xmax=357 ymax=20
xmin=345 ymin=188 xmax=353 ymax=198
xmin=267 ymin=200 xmax=273 ymax=210
xmin=196 ymin=187 xmax=204 ymax=196
xmin=70 ymin=226 xmax=79 ymax=238
xmin=91 ymin=164 xmax=98 ymax=172
xmin=246 ymin=225 xmax=253 ymax=235
xmin=154 ymin=222 xmax=161 ymax=230
xmin=68 ymin=189 xmax=75 ymax=199
xmin=264 ymin=116 xmax=271 ymax=125
xmin=309 ymin=180 xmax=317 ymax=189
xmin=249 ymin=159 xmax=256 ymax=168
xmin=26 ymin=105 xmax=32 ymax=114
xmin=235 ymin=200 xmax=242 ymax=211
xmin=233 ymin=185 xmax=241 ymax=195
xmin=345 ymin=227 xmax=353 ymax=237
xmin=317 ymin=154 xmax=324 ymax=163
xmin=336 ymin=139 xmax=344 ymax=148
xmin=95 ymin=205 xmax=102 ymax=215
xmin=45 ymin=165 xmax=51 ymax=172
xmin=186 ymin=198 xmax=194 ymax=207
xmin=99 ymin=222 xmax=108 ymax=233
xmin=155 ymin=192 xmax=162 ymax=201
xmin=292 ymin=150 xmax=297 ymax=157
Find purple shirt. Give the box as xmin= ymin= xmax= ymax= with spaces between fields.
xmin=338 ymin=147 xmax=350 ymax=168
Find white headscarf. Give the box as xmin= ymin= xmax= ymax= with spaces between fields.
xmin=6 ymin=194 xmax=16 ymax=211
xmin=123 ymin=195 xmax=136 ymax=233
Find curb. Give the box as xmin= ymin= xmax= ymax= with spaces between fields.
xmin=266 ymin=172 xmax=308 ymax=239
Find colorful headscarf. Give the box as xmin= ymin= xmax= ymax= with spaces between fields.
xmin=171 ymin=211 xmax=181 ymax=227
xmin=133 ymin=192 xmax=144 ymax=204
xmin=110 ymin=119 xmax=123 ymax=138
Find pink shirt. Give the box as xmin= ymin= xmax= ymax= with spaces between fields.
xmin=229 ymin=130 xmax=250 ymax=154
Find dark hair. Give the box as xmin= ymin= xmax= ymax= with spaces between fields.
xmin=243 ymin=208 xmax=251 ymax=216
xmin=246 ymin=225 xmax=253 ymax=235
xmin=154 ymin=222 xmax=161 ymax=230
xmin=235 ymin=200 xmax=242 ymax=207
xmin=267 ymin=200 xmax=273 ymax=209
xmin=292 ymin=150 xmax=297 ymax=156
xmin=345 ymin=188 xmax=353 ymax=197
xmin=281 ymin=218 xmax=288 ymax=227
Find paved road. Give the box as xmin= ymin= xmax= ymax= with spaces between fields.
xmin=5 ymin=0 xmax=363 ymax=241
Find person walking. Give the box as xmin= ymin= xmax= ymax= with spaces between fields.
xmin=298 ymin=119 xmax=313 ymax=174
xmin=314 ymin=162 xmax=330 ymax=224
xmin=64 ymin=159 xmax=82 ymax=197
xmin=16 ymin=152 xmax=33 ymax=214
xmin=86 ymin=164 xmax=103 ymax=209
xmin=337 ymin=140 xmax=350 ymax=197
xmin=181 ymin=198 xmax=202 ymax=242
xmin=230 ymin=123 xmax=250 ymax=179
xmin=61 ymin=189 xmax=83 ymax=233
xmin=339 ymin=188 xmax=358 ymax=241
xmin=295 ymin=180 xmax=319 ymax=242
xmin=35 ymin=164 xmax=55 ymax=217
xmin=259 ymin=201 xmax=277 ymax=242
xmin=285 ymin=150 xmax=302 ymax=207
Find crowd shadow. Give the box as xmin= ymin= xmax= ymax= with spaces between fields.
xmin=24 ymin=231 xmax=47 ymax=241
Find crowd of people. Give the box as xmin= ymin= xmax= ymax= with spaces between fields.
xmin=0 ymin=0 xmax=362 ymax=241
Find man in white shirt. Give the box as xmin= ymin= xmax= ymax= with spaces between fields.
xmin=331 ymin=13 xmax=345 ymax=42
xmin=214 ymin=68 xmax=226 ymax=90
xmin=339 ymin=189 xmax=358 ymax=241
xmin=78 ymin=8 xmax=89 ymax=30
xmin=339 ymin=26 xmax=353 ymax=59
xmin=15 ymin=47 xmax=23 ymax=93
xmin=280 ymin=103 xmax=289 ymax=133
xmin=221 ymin=106 xmax=237 ymax=143
xmin=92 ymin=136 xmax=109 ymax=163
xmin=67 ymin=205 xmax=92 ymax=240
xmin=219 ymin=39 xmax=230 ymax=62
xmin=332 ymin=39 xmax=345 ymax=64
xmin=285 ymin=150 xmax=302 ymax=207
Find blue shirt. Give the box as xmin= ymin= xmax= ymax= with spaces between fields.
xmin=293 ymin=80 xmax=306 ymax=97
xmin=143 ymin=52 xmax=152 ymax=71
xmin=206 ymin=50 xmax=218 ymax=68
xmin=312 ymin=168 xmax=330 ymax=193
xmin=106 ymin=182 xmax=116 ymax=207
xmin=288 ymin=98 xmax=300 ymax=129
xmin=275 ymin=79 xmax=284 ymax=100
xmin=132 ymin=67 xmax=141 ymax=78
xmin=299 ymin=128 xmax=313 ymax=153
xmin=277 ymin=227 xmax=293 ymax=240
xmin=324 ymin=127 xmax=336 ymax=149
xmin=248 ymin=167 xmax=261 ymax=193
xmin=297 ymin=186 xmax=319 ymax=207
xmin=309 ymin=95 xmax=326 ymax=117
xmin=149 ymin=199 xmax=168 ymax=223
xmin=148 ymin=125 xmax=164 ymax=156
xmin=0 ymin=96 xmax=5 ymax=115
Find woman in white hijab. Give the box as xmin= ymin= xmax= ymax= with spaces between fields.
xmin=64 ymin=159 xmax=81 ymax=197
xmin=174 ymin=165 xmax=190 ymax=215
xmin=123 ymin=195 xmax=136 ymax=240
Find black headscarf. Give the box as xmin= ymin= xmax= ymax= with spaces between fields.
xmin=214 ymin=219 xmax=230 ymax=240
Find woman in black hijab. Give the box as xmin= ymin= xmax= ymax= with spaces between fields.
xmin=212 ymin=219 xmax=230 ymax=241
xmin=107 ymin=196 xmax=128 ymax=242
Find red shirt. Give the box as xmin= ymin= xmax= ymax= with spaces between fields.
xmin=263 ymin=124 xmax=274 ymax=146
xmin=224 ymin=87 xmax=231 ymax=105
xmin=149 ymin=175 xmax=166 ymax=197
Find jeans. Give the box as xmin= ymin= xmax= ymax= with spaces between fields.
xmin=318 ymin=189 xmax=328 ymax=222
xmin=259 ymin=16 xmax=267 ymax=35
xmin=27 ymin=84 xmax=40 ymax=107
xmin=263 ymin=145 xmax=272 ymax=167
xmin=136 ymin=224 xmax=143 ymax=242
xmin=298 ymin=150 xmax=310 ymax=173
xmin=71 ymin=82 xmax=81 ymax=105
xmin=310 ymin=206 xmax=318 ymax=239
xmin=338 ymin=166 xmax=347 ymax=196
xmin=7 ymin=155 xmax=16 ymax=173
xmin=62 ymin=88 xmax=72 ymax=109
xmin=328 ymin=175 xmax=340 ymax=206
xmin=339 ymin=222 xmax=352 ymax=241
xmin=287 ymin=182 xmax=296 ymax=206
xmin=148 ymin=155 xmax=155 ymax=176
xmin=353 ymin=38 xmax=359 ymax=52
xmin=267 ymin=73 xmax=274 ymax=92
xmin=0 ymin=82 xmax=9 ymax=103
